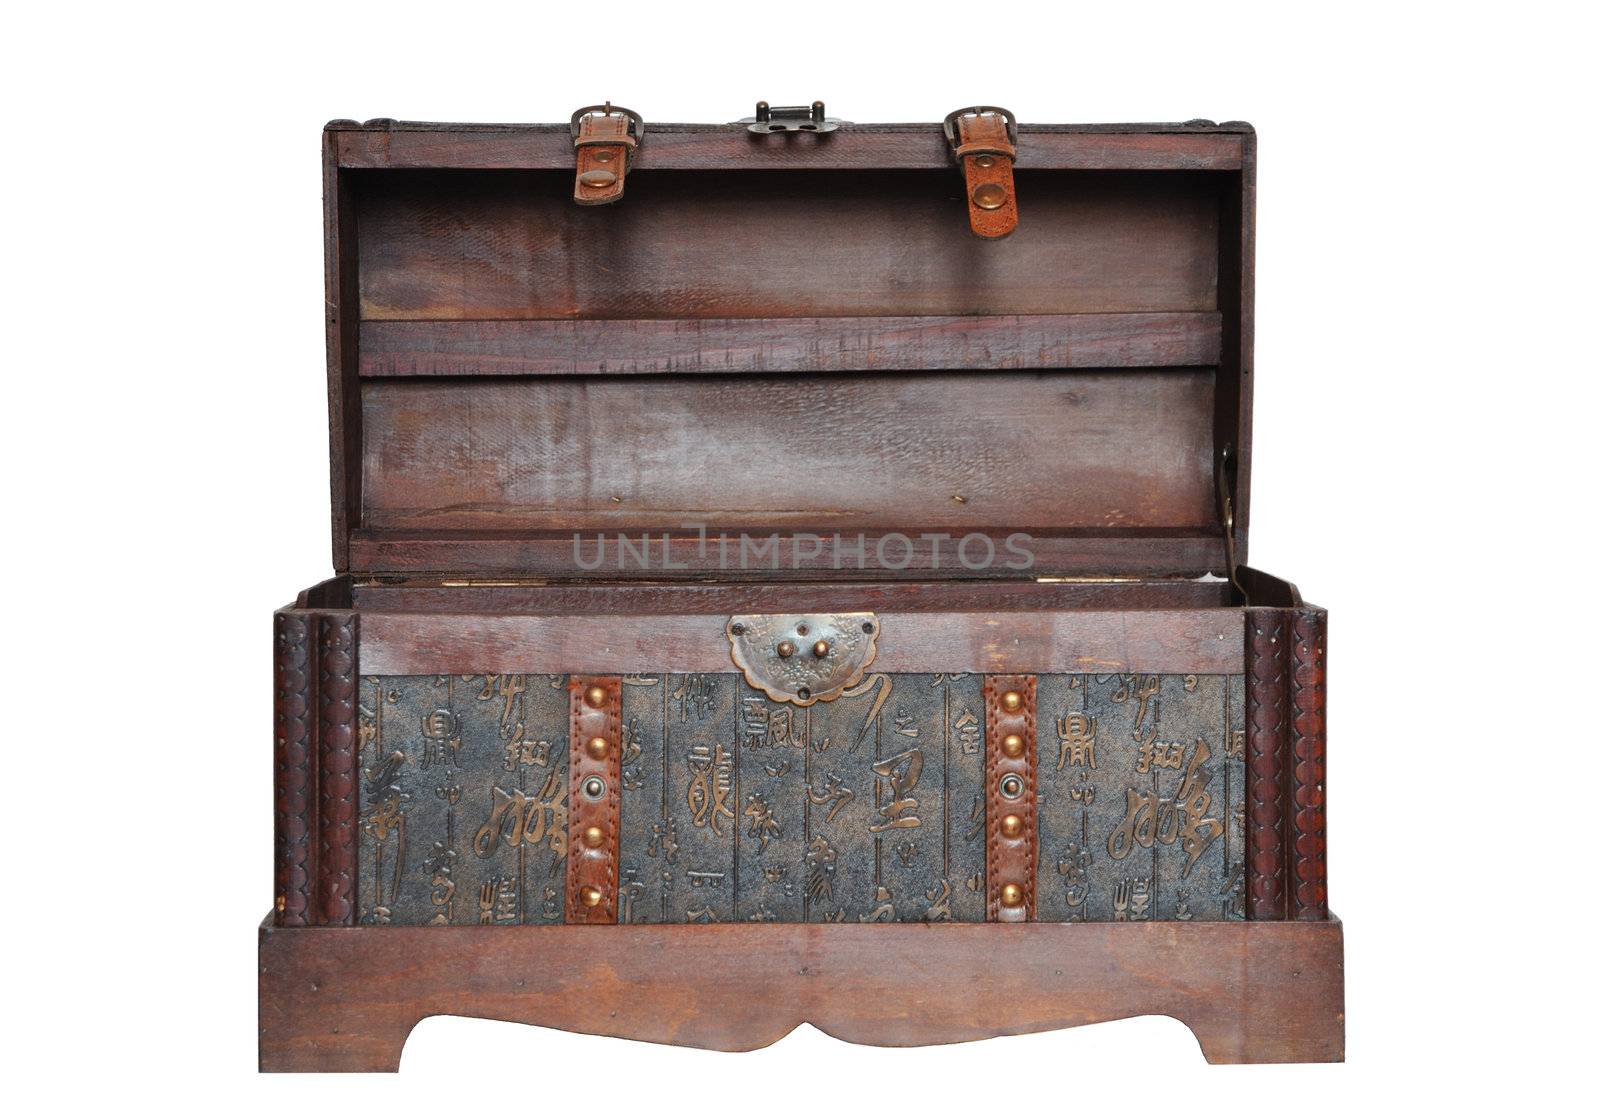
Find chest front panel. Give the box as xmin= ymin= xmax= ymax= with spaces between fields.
xmin=356 ymin=671 xmax=1245 ymax=925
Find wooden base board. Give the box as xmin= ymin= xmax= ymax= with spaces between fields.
xmin=258 ymin=917 xmax=1344 ymax=1071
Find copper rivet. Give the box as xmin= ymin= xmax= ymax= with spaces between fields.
xmin=1000 ymin=814 xmax=1024 ymax=838
xmin=578 ymin=169 xmax=617 ymax=188
xmin=594 ymin=150 xmax=615 ymax=163
xmin=584 ymin=685 xmax=608 ymax=708
xmin=582 ymin=825 xmax=605 ymax=848
xmin=975 ymin=154 xmax=994 ymax=168
xmin=579 ymin=885 xmax=604 ymax=907
xmin=585 ymin=736 xmax=609 ymax=760
xmin=1001 ymin=690 xmax=1023 ymax=713
xmin=812 ymin=639 xmax=830 ymax=658
xmin=972 ymin=182 xmax=1008 ymax=210
xmin=776 ymin=640 xmax=796 ymax=658
xmin=1001 ymin=733 xmax=1025 ymax=757
xmin=1000 ymin=883 xmax=1024 ymax=908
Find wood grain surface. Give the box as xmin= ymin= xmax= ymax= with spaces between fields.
xmin=259 ymin=917 xmax=1343 ymax=1070
xmin=358 ymin=607 xmax=1243 ymax=675
xmin=359 ymin=312 xmax=1223 ymax=378
xmin=354 ymin=169 xmax=1220 ymax=321
xmin=333 ymin=123 xmax=1248 ymax=172
xmin=360 ymin=370 xmax=1217 ymax=535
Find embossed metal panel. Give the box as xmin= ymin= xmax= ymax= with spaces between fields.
xmin=357 ymin=675 xmax=570 ymax=925
xmin=1034 ymin=674 xmax=1246 ymax=922
xmin=357 ymin=673 xmax=1243 ymax=923
xmin=614 ymin=672 xmax=989 ymax=924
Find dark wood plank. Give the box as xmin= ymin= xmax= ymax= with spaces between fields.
xmin=359 ymin=370 xmax=1218 ymax=536
xmin=259 ymin=918 xmax=1343 ymax=1070
xmin=346 ymin=530 xmax=1226 ymax=579
xmin=355 ymin=169 xmax=1222 ymax=320
xmin=323 ymin=130 xmax=361 ymax=571
xmin=335 ymin=124 xmax=1247 ymax=172
xmin=357 ymin=607 xmax=1244 ymax=675
xmin=359 ymin=312 xmax=1222 ymax=378
xmin=349 ymin=576 xmax=1235 ymax=614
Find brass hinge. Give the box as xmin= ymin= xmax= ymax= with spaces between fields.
xmin=1217 ymin=443 xmax=1248 ymax=605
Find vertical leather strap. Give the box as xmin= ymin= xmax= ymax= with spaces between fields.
xmin=568 ymin=675 xmax=622 ymax=923
xmin=948 ymin=109 xmax=1019 ymax=239
xmin=571 ymin=105 xmax=642 ymax=206
xmin=1288 ymin=610 xmax=1329 ymax=920
xmin=1245 ymin=609 xmax=1290 ymax=920
xmin=985 ymin=674 xmax=1037 ymax=922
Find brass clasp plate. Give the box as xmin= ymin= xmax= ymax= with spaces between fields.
xmin=725 ymin=613 xmax=879 ymax=706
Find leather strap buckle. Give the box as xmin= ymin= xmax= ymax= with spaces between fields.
xmin=942 ymin=105 xmax=1017 ymax=147
xmin=570 ymin=102 xmax=644 ymax=206
xmin=943 ymin=106 xmax=1018 ymax=239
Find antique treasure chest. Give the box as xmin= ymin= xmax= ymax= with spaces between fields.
xmin=259 ymin=105 xmax=1343 ymax=1070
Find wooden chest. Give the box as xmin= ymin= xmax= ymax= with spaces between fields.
xmin=259 ymin=107 xmax=1342 ymax=1069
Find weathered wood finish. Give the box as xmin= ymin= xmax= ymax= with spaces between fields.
xmin=332 ymin=121 xmax=1249 ymax=172
xmin=355 ymin=169 xmax=1221 ymax=320
xmin=347 ymin=529 xmax=1229 ymax=578
xmin=348 ymin=576 xmax=1237 ymax=614
xmin=258 ymin=918 xmax=1344 ymax=1070
xmin=361 ymin=370 xmax=1217 ymax=536
xmin=321 ymin=122 xmax=1256 ymax=579
xmin=359 ymin=312 xmax=1223 ymax=378
xmin=358 ymin=607 xmax=1244 ymax=676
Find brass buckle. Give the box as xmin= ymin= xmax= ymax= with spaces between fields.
xmin=570 ymin=102 xmax=645 ymax=145
xmin=942 ymin=105 xmax=1018 ymax=149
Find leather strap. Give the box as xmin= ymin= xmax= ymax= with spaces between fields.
xmin=951 ymin=111 xmax=1018 ymax=239
xmin=567 ymin=675 xmax=621 ymax=922
xmin=572 ymin=109 xmax=639 ymax=206
xmin=985 ymin=674 xmax=1037 ymax=921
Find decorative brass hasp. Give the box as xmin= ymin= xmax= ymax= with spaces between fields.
xmin=725 ymin=613 xmax=879 ymax=706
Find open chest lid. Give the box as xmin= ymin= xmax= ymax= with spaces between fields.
xmin=321 ymin=111 xmax=1256 ymax=582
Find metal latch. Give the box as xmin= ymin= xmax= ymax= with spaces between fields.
xmin=742 ymin=101 xmax=843 ymax=134
xmin=726 ymin=613 xmax=878 ymax=705
xmin=1217 ymin=443 xmax=1248 ymax=604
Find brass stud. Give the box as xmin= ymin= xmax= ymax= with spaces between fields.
xmin=776 ymin=640 xmax=796 ymax=658
xmin=1001 ymin=690 xmax=1023 ymax=713
xmin=1000 ymin=814 xmax=1024 ymax=838
xmin=578 ymin=168 xmax=617 ymax=189
xmin=579 ymin=885 xmax=604 ymax=908
xmin=974 ymin=154 xmax=994 ymax=168
xmin=584 ymin=684 xmax=608 ymax=709
xmin=582 ymin=825 xmax=606 ymax=848
xmin=1001 ymin=733 xmax=1025 ymax=758
xmin=972 ymin=182 xmax=1008 ymax=210
xmin=1000 ymin=883 xmax=1024 ymax=908
xmin=593 ymin=150 xmax=615 ymax=163
xmin=585 ymin=736 xmax=610 ymax=760
xmin=812 ymin=639 xmax=830 ymax=658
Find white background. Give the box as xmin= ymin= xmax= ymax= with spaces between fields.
xmin=5 ymin=0 xmax=1595 ymax=1085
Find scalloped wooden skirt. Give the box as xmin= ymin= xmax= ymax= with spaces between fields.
xmin=258 ymin=917 xmax=1344 ymax=1069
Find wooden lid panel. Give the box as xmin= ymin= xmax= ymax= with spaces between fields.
xmin=322 ymin=122 xmax=1254 ymax=577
